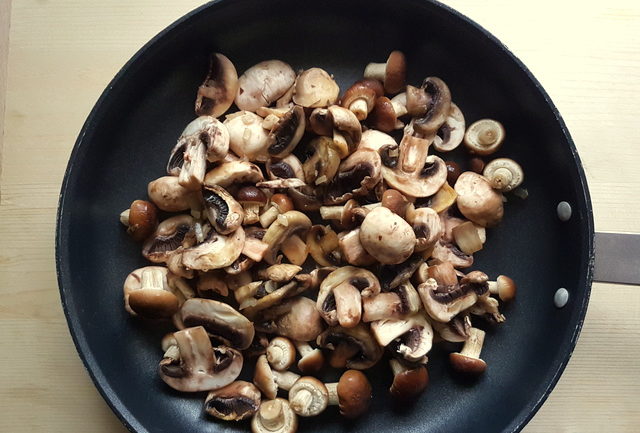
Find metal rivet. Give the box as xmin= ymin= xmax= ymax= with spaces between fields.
xmin=554 ymin=288 xmax=569 ymax=308
xmin=557 ymin=201 xmax=572 ymax=221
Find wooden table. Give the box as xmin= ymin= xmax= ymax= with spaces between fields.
xmin=1 ymin=1 xmax=638 ymax=432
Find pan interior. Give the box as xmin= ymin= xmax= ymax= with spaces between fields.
xmin=57 ymin=1 xmax=593 ymax=432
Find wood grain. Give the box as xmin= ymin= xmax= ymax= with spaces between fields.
xmin=0 ymin=1 xmax=638 ymax=432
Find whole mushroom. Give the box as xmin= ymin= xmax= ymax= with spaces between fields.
xmin=235 ymin=60 xmax=296 ymax=112
xmin=454 ymin=171 xmax=504 ymax=227
xmin=359 ymin=207 xmax=416 ymax=265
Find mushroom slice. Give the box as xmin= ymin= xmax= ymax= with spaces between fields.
xmin=142 ymin=215 xmax=195 ymax=263
xmin=306 ymin=225 xmax=340 ymax=267
xmin=431 ymin=313 xmax=472 ymax=342
xmin=317 ymin=266 xmax=381 ymax=328
xmin=407 ymin=207 xmax=442 ymax=252
xmin=412 ymin=77 xmax=452 ymax=136
xmin=224 ymin=111 xmax=270 ymax=162
xmin=267 ymin=154 xmax=305 ymax=181
xmin=359 ymin=207 xmax=416 ymax=265
xmin=289 ymin=377 xmax=329 ymax=417
xmin=240 ymin=280 xmax=304 ymax=319
xmin=380 ymin=128 xmax=448 ymax=198
xmin=431 ymin=240 xmax=474 ymax=268
xmin=338 ymin=228 xmax=376 ymax=267
xmin=358 ymin=129 xmax=397 ymax=153
xmin=158 ymin=326 xmax=243 ymax=392
xmin=195 ymin=53 xmax=239 ymax=118
xmin=196 ymin=270 xmax=229 ymax=297
xmin=123 ymin=266 xmax=180 ymax=319
xmin=316 ymin=323 xmax=383 ymax=370
xmin=362 ymin=281 xmax=421 ymax=322
xmin=251 ymin=398 xmax=298 ymax=433
xmin=293 ymin=67 xmax=340 ymax=108
xmin=386 ymin=312 xmax=433 ymax=363
xmin=262 ymin=211 xmax=312 ymax=265
xmin=177 ymin=138 xmax=207 ymax=191
xmin=147 ymin=176 xmax=194 ymax=212
xmin=468 ymin=296 xmax=505 ymax=323
xmin=235 ymin=60 xmax=296 ymax=112
xmin=454 ymin=171 xmax=504 ymax=227
xmin=378 ymin=254 xmax=423 ymax=291
xmin=327 ymin=105 xmax=362 ymax=154
xmin=418 ymin=272 xmax=489 ymax=323
xmin=266 ymin=105 xmax=306 ymax=159
xmin=482 ymin=157 xmax=524 ymax=192
xmin=181 ymin=226 xmax=245 ymax=271
xmin=464 ymin=119 xmax=505 ymax=155
xmin=204 ymin=160 xmax=264 ymax=188
xmin=204 ymin=380 xmax=260 ymax=421
xmin=202 ymin=185 xmax=244 ymax=235
xmin=324 ymin=149 xmax=382 ymax=205
xmin=179 ymin=298 xmax=255 ymax=349
xmin=432 ymin=103 xmax=465 ymax=152
xmin=258 ymin=264 xmax=302 ymax=283
xmin=363 ymin=50 xmax=406 ymax=94
xmin=302 ymin=136 xmax=341 ymax=186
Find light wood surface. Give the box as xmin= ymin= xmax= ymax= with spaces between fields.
xmin=1 ymin=1 xmax=639 ymax=432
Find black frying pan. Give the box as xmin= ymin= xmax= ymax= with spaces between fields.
xmin=56 ymin=1 xmax=594 ymax=432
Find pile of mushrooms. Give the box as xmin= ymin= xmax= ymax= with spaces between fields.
xmin=119 ymin=51 xmax=522 ymax=433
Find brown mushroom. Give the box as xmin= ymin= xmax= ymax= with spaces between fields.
xmin=341 ymin=79 xmax=383 ymax=120
xmin=158 ymin=326 xmax=243 ymax=392
xmin=195 ymin=53 xmax=239 ymax=118
xmin=235 ymin=60 xmax=296 ymax=112
xmin=368 ymin=96 xmax=404 ymax=132
xmin=363 ymin=50 xmax=406 ymax=94
xmin=454 ymin=171 xmax=504 ymax=227
xmin=119 ymin=200 xmax=158 ymax=242
xmin=464 ymin=119 xmax=505 ymax=155
xmin=317 ymin=323 xmax=383 ymax=370
xmin=266 ymin=154 xmax=305 ymax=182
xmin=449 ymin=327 xmax=487 ymax=376
xmin=418 ymin=272 xmax=489 ymax=322
xmin=325 ymin=370 xmax=372 ymax=418
xmin=262 ymin=211 xmax=312 ymax=265
xmin=259 ymin=297 xmax=326 ymax=342
xmin=259 ymin=193 xmax=294 ymax=228
xmin=488 ymin=275 xmax=517 ymax=302
xmin=389 ymin=359 xmax=429 ymax=401
xmin=294 ymin=341 xmax=325 ymax=374
xmin=235 ymin=186 xmax=268 ymax=225
xmin=412 ymin=77 xmax=452 ymax=137
xmin=196 ymin=270 xmax=229 ymax=297
xmin=302 ymin=136 xmax=341 ymax=186
xmin=204 ymin=380 xmax=261 ymax=421
xmin=123 ymin=266 xmax=180 ymax=319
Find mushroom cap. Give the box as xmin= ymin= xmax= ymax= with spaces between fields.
xmin=482 ymin=157 xmax=524 ymax=192
xmin=224 ymin=111 xmax=270 ymax=162
xmin=302 ymin=136 xmax=341 ymax=186
xmin=389 ymin=362 xmax=429 ymax=400
xmin=147 ymin=176 xmax=193 ymax=212
xmin=359 ymin=207 xmax=416 ymax=265
xmin=273 ymin=297 xmax=326 ymax=342
xmin=195 ymin=53 xmax=239 ymax=118
xmin=454 ymin=171 xmax=504 ymax=227
xmin=251 ymin=398 xmax=298 ymax=433
xmin=266 ymin=337 xmax=297 ymax=371
xmin=159 ymin=326 xmax=243 ymax=392
xmin=431 ymin=240 xmax=474 ymax=269
xmin=449 ymin=353 xmax=487 ymax=375
xmin=204 ymin=160 xmax=264 ymax=188
xmin=259 ymin=264 xmax=302 ymax=282
xmin=338 ymin=228 xmax=376 ymax=267
xmin=253 ymin=355 xmax=278 ymax=400
xmin=386 ymin=312 xmax=433 ymax=363
xmin=181 ymin=226 xmax=245 ymax=271
xmin=297 ymin=348 xmax=325 ymax=374
xmin=123 ymin=200 xmax=158 ymax=242
xmin=204 ymin=380 xmax=261 ymax=421
xmin=418 ymin=276 xmax=487 ymax=323
xmin=202 ymin=184 xmax=244 ymax=235
xmin=293 ymin=67 xmax=340 ymax=108
xmin=495 ymin=275 xmax=517 ymax=302
xmin=368 ymin=96 xmax=399 ymax=132
xmin=358 ymin=129 xmax=397 ymax=153
xmin=341 ymin=83 xmax=377 ymax=119
xmin=179 ymin=298 xmax=255 ymax=350
xmin=337 ymin=370 xmax=372 ymax=418
xmin=382 ymin=50 xmax=407 ymax=94
xmin=432 ymin=102 xmax=465 ymax=152
xmin=236 ymin=186 xmax=268 ymax=205
xmin=464 ymin=119 xmax=505 ymax=155
xmin=289 ymin=376 xmax=329 ymax=417
xmin=142 ymin=214 xmax=195 ymax=263
xmin=410 ymin=207 xmax=443 ymax=252
xmin=235 ymin=60 xmax=296 ymax=112
xmin=123 ymin=266 xmax=179 ymax=318
xmin=261 ymin=210 xmax=312 ymax=264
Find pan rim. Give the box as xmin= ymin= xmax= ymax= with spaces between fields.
xmin=55 ymin=1 xmax=595 ymax=432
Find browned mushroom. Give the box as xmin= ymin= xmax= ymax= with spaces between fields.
xmin=363 ymin=51 xmax=406 ymax=94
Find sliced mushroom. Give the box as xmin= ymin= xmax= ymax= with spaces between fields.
xmin=389 ymin=359 xmax=429 ymax=401
xmin=262 ymin=211 xmax=312 ymax=265
xmin=204 ymin=380 xmax=261 ymax=421
xmin=428 ymin=181 xmax=458 ymax=213
xmin=258 ymin=264 xmax=302 ymax=283
xmin=368 ymin=96 xmax=404 ymax=132
xmin=123 ymin=266 xmax=180 ymax=319
xmin=359 ymin=206 xmax=416 ymax=265
xmin=202 ymin=185 xmax=244 ymax=234
xmin=452 ymin=220 xmax=484 ymax=254
xmin=431 ymin=313 xmax=472 ymax=342
xmin=431 ymin=240 xmax=474 ymax=268
xmin=179 ymin=298 xmax=255 ymax=349
xmin=378 ymin=254 xmax=423 ymax=291
xmin=468 ymin=296 xmax=505 ymax=323
xmin=142 ymin=215 xmax=195 ymax=263
xmin=148 ymin=176 xmax=194 ymax=212
xmin=235 ymin=60 xmax=296 ymax=112
xmin=380 ymin=130 xmax=447 ymax=198
xmin=158 ymin=326 xmax=243 ymax=392
xmin=266 ymin=154 xmax=305 ymax=181
xmin=426 ymin=260 xmax=459 ymax=285
xmin=316 ymin=323 xmax=383 ymax=370
xmin=204 ymin=160 xmax=264 ymax=189
xmin=324 ymin=148 xmax=382 ymax=205
xmin=454 ymin=171 xmax=504 ymax=227
xmin=253 ymin=354 xmax=301 ymax=398
xmin=224 ymin=111 xmax=270 ymax=162
xmin=338 ymin=228 xmax=376 ymax=266
xmin=412 ymin=77 xmax=452 ymax=136
xmin=363 ymin=50 xmax=406 ymax=94
xmin=449 ymin=327 xmax=487 ymax=376
xmin=483 ymin=157 xmax=524 ymax=192
xmin=418 ymin=272 xmax=489 ymax=322
xmin=119 ymin=199 xmax=158 ymax=242
xmin=432 ymin=102 xmax=465 ymax=152
xmin=251 ymin=398 xmax=298 ymax=433
xmin=371 ymin=312 xmax=433 ymax=363
xmin=181 ymin=226 xmax=245 ymax=271
xmin=196 ymin=271 xmax=229 ymax=297
xmin=266 ymin=105 xmax=306 ymax=158
xmin=288 ymin=376 xmax=329 ymax=417
xmin=358 ymin=129 xmax=397 ymax=153
xmin=406 ymin=206 xmax=442 ymax=252
xmin=325 ymin=370 xmax=372 ymax=418
xmin=195 ymin=53 xmax=239 ymax=118
xmin=293 ymin=68 xmax=340 ymax=108
xmin=464 ymin=119 xmax=505 ymax=155
xmin=362 ymin=281 xmax=421 ymax=322
xmin=306 ymin=225 xmax=340 ymax=267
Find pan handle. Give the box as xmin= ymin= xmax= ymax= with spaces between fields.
xmin=594 ymin=232 xmax=640 ymax=285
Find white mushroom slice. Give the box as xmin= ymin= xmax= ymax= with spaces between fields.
xmin=181 ymin=226 xmax=245 ymax=271
xmin=204 ymin=160 xmax=264 ymax=188
xmin=235 ymin=60 xmax=296 ymax=112
xmin=432 ymin=103 xmax=465 ymax=152
xmin=357 ymin=129 xmax=397 ymax=152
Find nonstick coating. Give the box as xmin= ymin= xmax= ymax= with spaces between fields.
xmin=56 ymin=1 xmax=594 ymax=432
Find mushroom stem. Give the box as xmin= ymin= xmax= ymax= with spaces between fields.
xmin=333 ymin=281 xmax=362 ymax=328
xmin=258 ymin=399 xmax=284 ymax=430
xmin=260 ymin=207 xmax=280 ymax=228
xmin=490 ymin=167 xmax=513 ymax=190
xmin=294 ymin=341 xmax=314 ymax=357
xmin=290 ymin=388 xmax=313 ymax=410
xmin=460 ymin=328 xmax=485 ymax=359
xmin=478 ymin=128 xmax=498 ymax=146
xmin=363 ymin=62 xmax=386 ymax=81
xmin=272 ymin=370 xmax=300 ymax=391
xmin=119 ymin=209 xmax=130 ymax=226
xmin=325 ymin=383 xmax=339 ymax=406
xmin=163 ymin=344 xmax=180 ymax=361
xmin=349 ymin=99 xmax=369 ymax=121
xmin=319 ymin=205 xmax=344 ymax=221
xmin=141 ymin=268 xmax=163 ymax=290
xmin=389 ymin=358 xmax=406 ymax=376
xmin=280 ymin=235 xmax=308 ymax=266
xmin=390 ymin=93 xmax=408 ymax=117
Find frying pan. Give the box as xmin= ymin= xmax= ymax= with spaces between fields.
xmin=55 ymin=0 xmax=602 ymax=432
